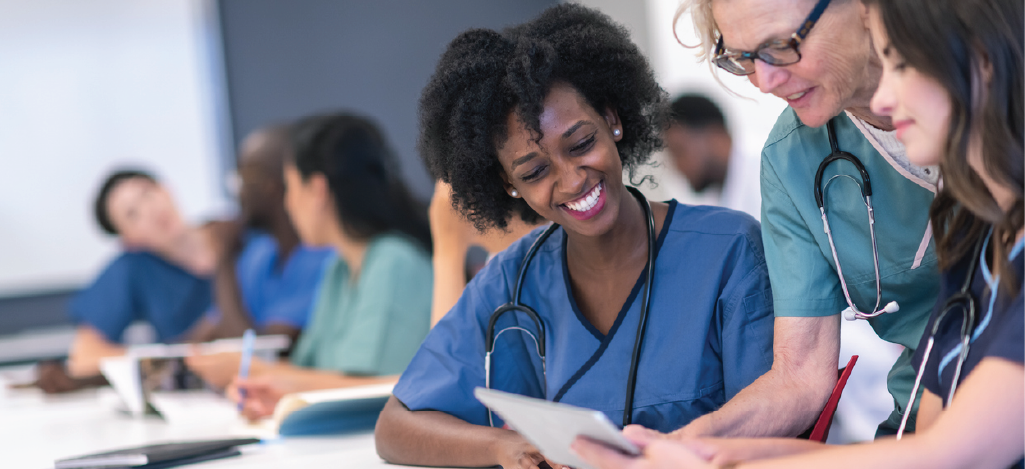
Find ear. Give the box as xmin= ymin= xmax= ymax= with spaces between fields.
xmin=858 ymin=0 xmax=872 ymax=29
xmin=602 ymin=107 xmax=623 ymax=142
xmin=499 ymin=171 xmax=520 ymax=198
xmin=308 ymin=173 xmax=332 ymax=208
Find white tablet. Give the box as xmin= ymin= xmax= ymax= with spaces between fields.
xmin=473 ymin=387 xmax=640 ymax=469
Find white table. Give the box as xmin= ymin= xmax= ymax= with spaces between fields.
xmin=0 ymin=366 xmax=456 ymax=469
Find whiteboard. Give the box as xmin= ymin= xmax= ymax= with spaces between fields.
xmin=0 ymin=0 xmax=233 ymax=296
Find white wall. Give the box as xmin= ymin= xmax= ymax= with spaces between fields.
xmin=0 ymin=0 xmax=232 ymax=296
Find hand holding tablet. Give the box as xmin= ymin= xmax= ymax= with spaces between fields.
xmin=474 ymin=388 xmax=640 ymax=469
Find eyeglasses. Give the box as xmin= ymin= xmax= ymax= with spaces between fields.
xmin=713 ymin=0 xmax=832 ymax=76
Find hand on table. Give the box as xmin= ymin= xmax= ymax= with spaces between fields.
xmin=23 ymin=360 xmax=108 ymax=394
xmin=493 ymin=431 xmax=571 ymax=469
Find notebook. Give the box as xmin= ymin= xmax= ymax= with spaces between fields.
xmin=249 ymin=382 xmax=394 ymax=437
xmin=54 ymin=438 xmax=259 ymax=469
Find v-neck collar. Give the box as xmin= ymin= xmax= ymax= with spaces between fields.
xmin=552 ymin=200 xmax=677 ymax=403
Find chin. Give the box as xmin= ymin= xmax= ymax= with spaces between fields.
xmin=793 ymin=107 xmax=835 ymax=129
xmin=904 ymin=145 xmax=942 ymax=168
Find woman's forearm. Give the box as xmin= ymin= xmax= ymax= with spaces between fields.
xmin=375 ymin=395 xmax=519 ymax=467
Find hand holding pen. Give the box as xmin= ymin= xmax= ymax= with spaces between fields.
xmin=236 ymin=329 xmax=256 ymax=412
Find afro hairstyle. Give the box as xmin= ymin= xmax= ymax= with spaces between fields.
xmin=418 ymin=3 xmax=669 ymax=231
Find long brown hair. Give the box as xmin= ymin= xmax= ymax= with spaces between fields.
xmin=866 ymin=0 xmax=1023 ymax=293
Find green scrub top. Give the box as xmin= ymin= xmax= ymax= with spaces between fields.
xmin=760 ymin=108 xmax=940 ymax=431
xmin=290 ymin=233 xmax=433 ymax=376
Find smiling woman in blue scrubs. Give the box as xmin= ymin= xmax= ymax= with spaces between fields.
xmin=374 ymin=5 xmax=774 ymax=469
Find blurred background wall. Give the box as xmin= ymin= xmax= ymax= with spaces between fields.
xmin=0 ymin=0 xmax=784 ymax=332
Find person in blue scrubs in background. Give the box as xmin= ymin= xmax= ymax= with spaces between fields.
xmin=374 ymin=5 xmax=774 ymax=469
xmin=187 ymin=125 xmax=330 ymax=388
xmin=64 ymin=170 xmax=227 ymax=380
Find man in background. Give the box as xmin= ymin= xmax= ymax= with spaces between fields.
xmin=190 ymin=125 xmax=329 ymax=347
xmin=640 ymin=93 xmax=761 ymax=220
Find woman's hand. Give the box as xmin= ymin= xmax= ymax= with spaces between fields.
xmin=185 ymin=352 xmax=266 ymax=389
xmin=492 ymin=431 xmax=570 ymax=469
xmin=571 ymin=429 xmax=715 ymax=469
xmin=226 ymin=374 xmax=302 ymax=421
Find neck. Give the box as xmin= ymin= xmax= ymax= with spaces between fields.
xmin=328 ymin=225 xmax=370 ymax=280
xmin=267 ymin=210 xmax=301 ymax=263
xmin=564 ymin=187 xmax=648 ymax=272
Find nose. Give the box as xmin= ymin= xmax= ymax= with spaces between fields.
xmin=870 ymin=71 xmax=895 ymax=117
xmin=751 ymin=60 xmax=789 ymax=95
xmin=552 ymin=155 xmax=587 ymax=197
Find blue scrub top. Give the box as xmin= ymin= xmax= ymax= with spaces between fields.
xmin=228 ymin=232 xmax=331 ymax=329
xmin=69 ymin=251 xmax=212 ymax=343
xmin=393 ymin=200 xmax=775 ymax=432
xmin=914 ymin=235 xmax=1023 ymax=469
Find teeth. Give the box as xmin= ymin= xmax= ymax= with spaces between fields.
xmin=787 ymin=90 xmax=808 ymax=100
xmin=566 ymin=183 xmax=602 ymax=212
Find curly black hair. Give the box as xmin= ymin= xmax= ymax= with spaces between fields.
xmin=418 ymin=3 xmax=669 ymax=231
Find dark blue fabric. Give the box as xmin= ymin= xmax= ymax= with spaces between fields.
xmin=68 ymin=252 xmax=212 ymax=343
xmin=393 ymin=201 xmax=775 ymax=432
xmin=912 ymin=235 xmax=1023 ymax=469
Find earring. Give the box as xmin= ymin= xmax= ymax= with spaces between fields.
xmin=613 ymin=128 xmax=622 ymax=137
xmin=510 ymin=190 xmax=519 ymax=197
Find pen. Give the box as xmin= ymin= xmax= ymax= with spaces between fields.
xmin=236 ymin=329 xmax=256 ymax=412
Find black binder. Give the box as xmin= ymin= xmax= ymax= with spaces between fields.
xmin=54 ymin=438 xmax=260 ymax=469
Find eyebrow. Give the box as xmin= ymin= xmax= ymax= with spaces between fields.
xmin=562 ymin=120 xmax=593 ymax=139
xmin=511 ymin=152 xmax=538 ymax=170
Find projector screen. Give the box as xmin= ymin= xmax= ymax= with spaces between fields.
xmin=0 ymin=0 xmax=233 ymax=296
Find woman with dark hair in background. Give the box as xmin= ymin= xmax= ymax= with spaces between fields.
xmin=573 ymin=0 xmax=1024 ymax=467
xmin=199 ymin=113 xmax=434 ymax=420
xmin=60 ymin=169 xmax=226 ymax=384
xmin=375 ymin=4 xmax=774 ymax=468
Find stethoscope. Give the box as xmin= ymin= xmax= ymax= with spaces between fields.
xmin=896 ymin=234 xmax=986 ymax=439
xmin=483 ymin=186 xmax=656 ymax=428
xmin=815 ymin=118 xmax=900 ymax=322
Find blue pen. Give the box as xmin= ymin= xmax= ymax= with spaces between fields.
xmin=237 ymin=329 xmax=256 ymax=412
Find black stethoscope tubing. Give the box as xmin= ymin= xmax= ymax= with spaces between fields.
xmin=897 ymin=234 xmax=984 ymax=439
xmin=814 ymin=118 xmax=898 ymax=321
xmin=484 ymin=185 xmax=655 ymax=428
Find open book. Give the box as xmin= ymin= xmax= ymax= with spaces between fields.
xmin=248 ymin=382 xmax=395 ymax=437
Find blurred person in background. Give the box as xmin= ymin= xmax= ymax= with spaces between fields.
xmin=188 ymin=125 xmax=330 ymax=360
xmin=660 ymin=94 xmax=760 ymax=219
xmin=428 ymin=180 xmax=545 ymax=326
xmin=54 ymin=169 xmax=231 ymax=387
xmin=189 ymin=113 xmax=433 ymax=420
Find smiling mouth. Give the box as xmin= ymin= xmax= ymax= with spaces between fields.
xmin=785 ymin=89 xmax=809 ymax=101
xmin=563 ymin=181 xmax=602 ymax=213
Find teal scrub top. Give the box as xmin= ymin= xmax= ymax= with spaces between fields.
xmin=290 ymin=234 xmax=433 ymax=376
xmin=760 ymin=108 xmax=940 ymax=429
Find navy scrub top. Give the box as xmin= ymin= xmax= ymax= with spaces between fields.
xmin=393 ymin=200 xmax=775 ymax=432
xmin=913 ymin=234 xmax=1024 ymax=468
xmin=69 ymin=251 xmax=212 ymax=343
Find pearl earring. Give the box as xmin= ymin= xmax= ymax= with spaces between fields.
xmin=613 ymin=128 xmax=622 ymax=137
xmin=510 ymin=190 xmax=518 ymax=197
